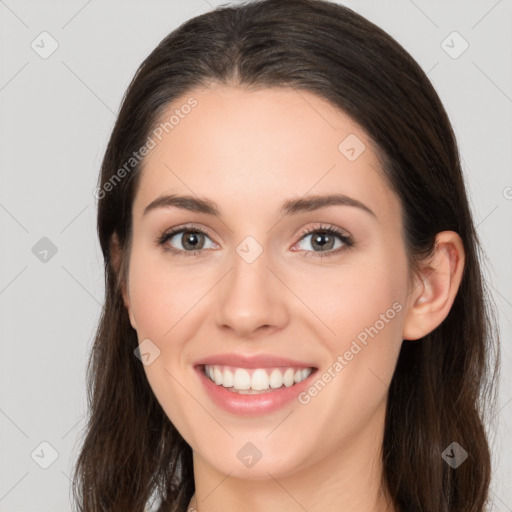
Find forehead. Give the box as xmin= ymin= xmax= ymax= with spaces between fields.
xmin=133 ymin=85 xmax=399 ymax=224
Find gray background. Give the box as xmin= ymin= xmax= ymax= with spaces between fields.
xmin=0 ymin=0 xmax=511 ymax=510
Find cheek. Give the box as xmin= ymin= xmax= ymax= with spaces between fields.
xmin=306 ymin=247 xmax=408 ymax=398
xmin=127 ymin=246 xmax=198 ymax=338
xmin=128 ymin=235 xmax=408 ymax=357
xmin=289 ymin=267 xmax=406 ymax=453
xmin=127 ymin=248 xmax=205 ymax=441
xmin=294 ymin=249 xmax=407 ymax=348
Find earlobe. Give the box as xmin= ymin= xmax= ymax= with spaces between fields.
xmin=125 ymin=297 xmax=137 ymax=331
xmin=110 ymin=233 xmax=137 ymax=330
xmin=402 ymin=231 xmax=465 ymax=341
xmin=121 ymin=283 xmax=137 ymax=331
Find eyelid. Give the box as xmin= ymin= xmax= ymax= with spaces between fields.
xmin=158 ymin=223 xmax=214 ymax=239
xmin=291 ymin=223 xmax=353 ymax=256
xmin=157 ymin=222 xmax=354 ymax=258
xmin=156 ymin=223 xmax=217 ymax=256
xmin=294 ymin=223 xmax=352 ymax=243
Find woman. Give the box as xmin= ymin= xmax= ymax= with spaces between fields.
xmin=72 ymin=0 xmax=500 ymax=511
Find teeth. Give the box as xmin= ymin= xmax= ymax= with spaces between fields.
xmin=204 ymin=364 xmax=313 ymax=391
xmin=222 ymin=368 xmax=234 ymax=388
xmin=283 ymin=368 xmax=295 ymax=387
xmin=214 ymin=367 xmax=223 ymax=385
xmin=251 ymin=369 xmax=269 ymax=390
xmin=269 ymin=369 xmax=283 ymax=389
xmin=234 ymin=368 xmax=251 ymax=390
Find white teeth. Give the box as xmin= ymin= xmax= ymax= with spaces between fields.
xmin=222 ymin=368 xmax=234 ymax=388
xmin=251 ymin=369 xmax=269 ymax=391
xmin=214 ymin=367 xmax=223 ymax=385
xmin=269 ymin=369 xmax=283 ymax=388
xmin=204 ymin=365 xmax=313 ymax=391
xmin=233 ymin=368 xmax=251 ymax=390
xmin=283 ymin=368 xmax=295 ymax=387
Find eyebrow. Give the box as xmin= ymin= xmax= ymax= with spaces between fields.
xmin=143 ymin=193 xmax=376 ymax=218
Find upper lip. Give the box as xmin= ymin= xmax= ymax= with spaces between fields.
xmin=194 ymin=353 xmax=318 ymax=369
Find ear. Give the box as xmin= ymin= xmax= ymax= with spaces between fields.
xmin=402 ymin=231 xmax=465 ymax=340
xmin=110 ymin=233 xmax=137 ymax=330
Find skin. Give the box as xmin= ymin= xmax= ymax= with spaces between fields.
xmin=113 ymin=85 xmax=465 ymax=512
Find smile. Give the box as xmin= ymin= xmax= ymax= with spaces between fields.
xmin=195 ymin=362 xmax=318 ymax=416
xmin=203 ymin=364 xmax=314 ymax=394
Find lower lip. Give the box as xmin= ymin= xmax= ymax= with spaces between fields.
xmin=195 ymin=366 xmax=317 ymax=416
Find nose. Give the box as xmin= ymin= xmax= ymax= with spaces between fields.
xmin=214 ymin=247 xmax=289 ymax=338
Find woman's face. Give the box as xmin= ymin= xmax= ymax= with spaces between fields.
xmin=122 ymin=85 xmax=414 ymax=479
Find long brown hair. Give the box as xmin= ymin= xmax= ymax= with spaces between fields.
xmin=72 ymin=1 xmax=500 ymax=510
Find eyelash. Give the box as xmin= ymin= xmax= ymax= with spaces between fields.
xmin=155 ymin=223 xmax=354 ymax=259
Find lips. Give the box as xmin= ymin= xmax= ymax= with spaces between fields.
xmin=193 ymin=352 xmax=318 ymax=370
xmin=193 ymin=352 xmax=318 ymax=416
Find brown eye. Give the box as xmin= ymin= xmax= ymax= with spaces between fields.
xmin=293 ymin=225 xmax=354 ymax=258
xmin=157 ymin=226 xmax=217 ymax=256
xmin=177 ymin=231 xmax=206 ymax=250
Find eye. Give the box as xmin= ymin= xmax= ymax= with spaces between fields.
xmin=156 ymin=224 xmax=217 ymax=257
xmin=156 ymin=223 xmax=354 ymax=258
xmin=292 ymin=224 xmax=354 ymax=258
